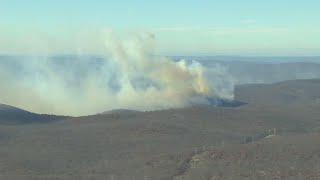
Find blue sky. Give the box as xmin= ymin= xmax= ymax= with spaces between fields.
xmin=0 ymin=0 xmax=319 ymax=55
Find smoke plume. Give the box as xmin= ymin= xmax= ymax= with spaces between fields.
xmin=0 ymin=30 xmax=234 ymax=116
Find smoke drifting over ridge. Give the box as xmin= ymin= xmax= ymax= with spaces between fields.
xmin=0 ymin=31 xmax=234 ymax=116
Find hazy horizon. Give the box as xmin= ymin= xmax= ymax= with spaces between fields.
xmin=1 ymin=0 xmax=319 ymax=55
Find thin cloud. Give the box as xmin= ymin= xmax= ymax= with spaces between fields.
xmin=240 ymin=19 xmax=257 ymax=25
xmin=210 ymin=27 xmax=289 ymax=35
xmin=154 ymin=26 xmax=289 ymax=34
xmin=154 ymin=27 xmax=202 ymax=32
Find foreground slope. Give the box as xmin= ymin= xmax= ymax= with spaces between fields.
xmin=0 ymin=79 xmax=319 ymax=179
xmin=169 ymin=133 xmax=320 ymax=180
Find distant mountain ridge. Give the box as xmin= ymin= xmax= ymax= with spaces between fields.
xmin=0 ymin=104 xmax=65 ymax=124
xmin=235 ymin=78 xmax=320 ymax=107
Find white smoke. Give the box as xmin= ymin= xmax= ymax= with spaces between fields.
xmin=0 ymin=30 xmax=234 ymax=116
